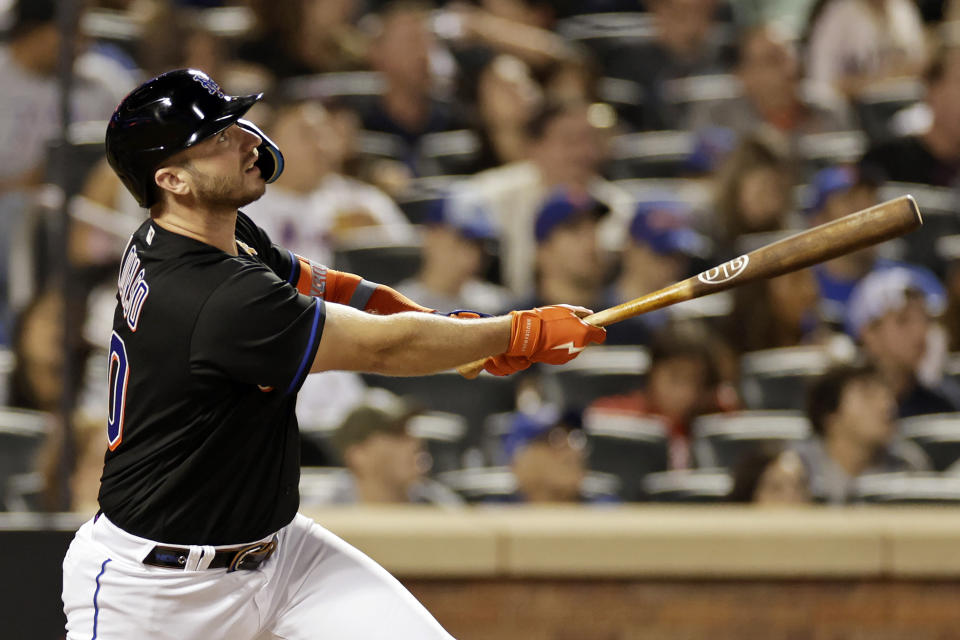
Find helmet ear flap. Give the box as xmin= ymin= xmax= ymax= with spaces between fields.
xmin=237 ymin=119 xmax=284 ymax=183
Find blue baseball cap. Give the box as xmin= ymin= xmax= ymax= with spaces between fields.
xmin=807 ymin=165 xmax=878 ymax=216
xmin=534 ymin=189 xmax=609 ymax=243
xmin=845 ymin=266 xmax=946 ymax=338
xmin=425 ymin=190 xmax=498 ymax=242
xmin=502 ymin=408 xmax=584 ymax=460
xmin=630 ymin=200 xmax=708 ymax=257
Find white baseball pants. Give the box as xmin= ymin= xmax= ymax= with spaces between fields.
xmin=62 ymin=512 xmax=456 ymax=639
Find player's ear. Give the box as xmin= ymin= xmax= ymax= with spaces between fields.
xmin=154 ymin=165 xmax=191 ymax=198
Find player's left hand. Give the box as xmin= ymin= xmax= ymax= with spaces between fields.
xmin=506 ymin=304 xmax=606 ymax=366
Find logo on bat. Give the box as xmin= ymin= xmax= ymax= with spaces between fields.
xmin=697 ymin=255 xmax=749 ymax=285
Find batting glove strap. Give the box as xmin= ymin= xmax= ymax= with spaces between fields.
xmin=444 ymin=309 xmax=493 ymax=318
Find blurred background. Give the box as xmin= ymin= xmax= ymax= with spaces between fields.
xmin=3 ymin=0 xmax=960 ymax=638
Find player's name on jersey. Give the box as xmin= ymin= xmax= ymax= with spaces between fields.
xmin=118 ymin=244 xmax=150 ymax=332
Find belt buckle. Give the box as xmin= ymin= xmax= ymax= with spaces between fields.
xmin=227 ymin=536 xmax=277 ymax=573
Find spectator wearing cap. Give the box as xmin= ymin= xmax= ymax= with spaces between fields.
xmin=395 ymin=189 xmax=514 ymax=313
xmin=243 ymin=101 xmax=413 ymax=266
xmin=804 ymin=165 xmax=947 ymax=324
xmin=590 ymin=324 xmax=736 ymax=470
xmin=326 ymin=394 xmax=464 ymax=506
xmin=496 ymin=409 xmax=611 ymax=504
xmin=795 ymin=363 xmax=930 ymax=504
xmin=685 ymin=24 xmax=851 ymax=144
xmin=463 ymin=100 xmax=632 ymax=295
xmin=805 ymin=165 xmax=883 ymax=324
xmin=518 ymin=189 xmax=609 ymax=311
xmin=603 ymin=200 xmax=709 ymax=345
xmin=847 ymin=268 xmax=957 ymax=417
xmin=859 ymin=45 xmax=960 ymax=187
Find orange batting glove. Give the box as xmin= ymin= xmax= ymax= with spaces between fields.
xmin=483 ymin=353 xmax=533 ymax=376
xmin=483 ymin=305 xmax=606 ymax=375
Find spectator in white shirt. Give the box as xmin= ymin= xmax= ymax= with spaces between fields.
xmin=804 ymin=0 xmax=927 ymax=98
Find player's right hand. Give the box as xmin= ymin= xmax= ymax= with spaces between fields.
xmin=502 ymin=304 xmax=606 ymax=366
xmin=482 ymin=353 xmax=533 ymax=376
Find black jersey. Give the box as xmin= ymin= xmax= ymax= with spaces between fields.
xmin=98 ymin=212 xmax=324 ymax=545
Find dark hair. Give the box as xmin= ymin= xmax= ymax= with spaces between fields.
xmin=526 ymin=99 xmax=587 ymax=141
xmin=712 ymin=132 xmax=791 ymax=255
xmin=9 ymin=0 xmax=56 ymax=39
xmin=806 ymin=363 xmax=881 ymax=436
xmin=727 ymin=444 xmax=787 ymax=502
xmin=648 ymin=323 xmax=721 ymax=390
xmin=923 ymin=45 xmax=960 ymax=86
xmin=8 ymin=289 xmax=90 ymax=412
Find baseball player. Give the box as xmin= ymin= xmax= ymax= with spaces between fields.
xmin=60 ymin=69 xmax=605 ymax=640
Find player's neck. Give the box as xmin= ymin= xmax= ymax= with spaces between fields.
xmin=152 ymin=204 xmax=239 ymax=256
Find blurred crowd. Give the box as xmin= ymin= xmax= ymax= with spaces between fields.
xmin=3 ymin=0 xmax=960 ymax=513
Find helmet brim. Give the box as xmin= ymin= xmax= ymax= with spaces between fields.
xmin=182 ymin=92 xmax=262 ymax=148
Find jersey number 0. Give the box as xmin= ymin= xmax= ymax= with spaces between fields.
xmin=107 ymin=331 xmax=129 ymax=450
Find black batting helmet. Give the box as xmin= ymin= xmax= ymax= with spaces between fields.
xmin=105 ymin=69 xmax=284 ymax=208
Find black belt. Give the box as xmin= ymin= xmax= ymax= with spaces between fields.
xmin=143 ymin=536 xmax=278 ymax=572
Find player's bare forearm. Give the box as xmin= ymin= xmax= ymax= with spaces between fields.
xmin=310 ymin=303 xmax=510 ymax=376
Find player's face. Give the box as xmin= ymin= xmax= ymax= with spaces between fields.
xmin=182 ymin=124 xmax=266 ymax=210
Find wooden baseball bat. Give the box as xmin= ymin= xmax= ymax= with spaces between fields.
xmin=460 ymin=195 xmax=922 ymax=378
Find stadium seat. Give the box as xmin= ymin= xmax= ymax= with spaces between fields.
xmin=943 ymin=352 xmax=960 ymax=390
xmin=853 ymin=472 xmax=960 ymax=504
xmin=280 ymin=72 xmax=384 ymax=111
xmin=662 ymin=74 xmax=741 ymax=127
xmin=418 ymin=130 xmax=482 ymax=177
xmin=582 ymin=409 xmax=670 ymax=501
xmin=543 ymin=345 xmax=649 ymax=410
xmin=298 ymin=467 xmax=351 ymax=506
xmin=739 ymin=346 xmax=831 ymax=411
xmin=332 ymin=234 xmax=422 ymax=286
xmin=852 ymin=78 xmax=924 ymax=143
xmin=641 ymin=469 xmax=732 ymax=502
xmin=435 ymin=466 xmax=517 ymax=503
xmin=879 ymin=183 xmax=960 ymax=275
xmin=406 ymin=412 xmax=469 ymax=474
xmin=3 ymin=471 xmax=44 ymax=512
xmin=394 ymin=175 xmax=466 ymax=225
xmin=555 ymin=12 xmax=655 ymax=66
xmin=361 ymin=371 xmax=516 ymax=452
xmin=691 ymin=411 xmax=811 ymax=470
xmin=606 ymin=131 xmax=696 ymax=179
xmin=612 ymin=178 xmax=714 ymax=213
xmin=900 ymin=413 xmax=960 ymax=471
xmin=435 ymin=466 xmax=620 ymax=503
xmin=0 ymin=348 xmax=12 ymax=406
xmin=797 ymin=130 xmax=868 ymax=174
xmin=0 ymin=408 xmax=51 ymax=511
